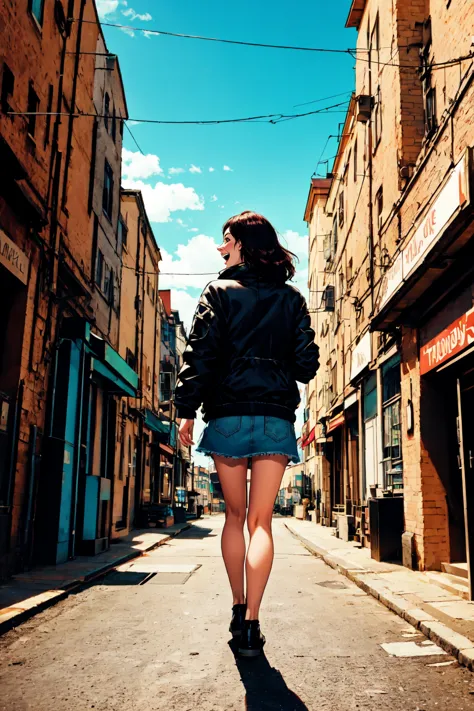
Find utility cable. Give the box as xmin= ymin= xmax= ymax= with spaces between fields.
xmin=75 ymin=18 xmax=474 ymax=70
xmin=8 ymin=99 xmax=350 ymax=126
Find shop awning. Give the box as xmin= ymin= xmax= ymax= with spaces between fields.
xmin=91 ymin=358 xmax=136 ymax=397
xmin=159 ymin=443 xmax=174 ymax=456
xmin=90 ymin=333 xmax=139 ymax=392
xmin=327 ymin=412 xmax=345 ymax=433
xmin=301 ymin=426 xmax=316 ymax=448
xmin=143 ymin=408 xmax=170 ymax=435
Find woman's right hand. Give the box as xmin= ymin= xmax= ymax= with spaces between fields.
xmin=178 ymin=418 xmax=195 ymax=447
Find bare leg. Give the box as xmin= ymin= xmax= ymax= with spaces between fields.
xmin=246 ymin=455 xmax=287 ymax=620
xmin=213 ymin=455 xmax=248 ymax=605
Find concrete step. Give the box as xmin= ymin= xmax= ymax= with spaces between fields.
xmin=425 ymin=571 xmax=470 ymax=601
xmin=441 ymin=562 xmax=469 ymax=580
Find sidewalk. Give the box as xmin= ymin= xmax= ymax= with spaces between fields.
xmin=285 ymin=518 xmax=474 ymax=672
xmin=0 ymin=522 xmax=190 ymax=635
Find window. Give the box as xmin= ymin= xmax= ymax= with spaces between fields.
xmin=370 ymin=14 xmax=380 ymax=70
xmin=44 ymin=84 xmax=53 ymax=148
xmin=382 ymin=355 xmax=403 ymax=489
xmin=102 ymin=160 xmax=114 ymax=219
xmin=424 ymin=79 xmax=437 ymax=137
xmin=104 ymin=92 xmax=110 ymax=132
xmin=96 ymin=250 xmax=104 ymax=289
xmin=147 ymin=366 xmax=152 ymax=390
xmin=103 ymin=265 xmax=112 ymax=302
xmin=376 ymin=187 xmax=383 ymax=232
xmin=118 ymin=216 xmax=128 ymax=250
xmin=346 ymin=257 xmax=353 ymax=286
xmin=338 ymin=191 xmax=345 ymax=227
xmin=147 ymin=276 xmax=155 ymax=304
xmin=353 ymin=139 xmax=358 ymax=182
xmin=27 ymin=82 xmax=39 ymax=139
xmin=373 ymin=86 xmax=382 ymax=149
xmin=29 ymin=0 xmax=45 ymax=25
xmin=126 ymin=348 xmax=136 ymax=370
xmin=363 ymin=372 xmax=377 ymax=421
xmin=111 ymin=106 xmax=117 ymax=142
xmin=1 ymin=64 xmax=14 ymax=115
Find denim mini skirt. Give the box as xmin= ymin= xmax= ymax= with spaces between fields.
xmin=196 ymin=415 xmax=299 ymax=464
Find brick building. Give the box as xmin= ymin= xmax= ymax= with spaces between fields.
xmin=303 ymin=0 xmax=474 ymax=597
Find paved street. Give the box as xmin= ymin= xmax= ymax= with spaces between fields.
xmin=1 ymin=517 xmax=474 ymax=711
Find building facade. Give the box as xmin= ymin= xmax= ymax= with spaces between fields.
xmin=304 ymin=0 xmax=474 ymax=596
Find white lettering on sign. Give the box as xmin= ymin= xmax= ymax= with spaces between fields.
xmin=351 ymin=332 xmax=372 ymax=381
xmin=420 ymin=308 xmax=474 ymax=374
xmin=376 ymin=154 xmax=468 ymax=314
xmin=0 ymin=229 xmax=29 ymax=285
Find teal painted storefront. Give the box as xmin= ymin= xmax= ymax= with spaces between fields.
xmin=35 ymin=319 xmax=138 ymax=565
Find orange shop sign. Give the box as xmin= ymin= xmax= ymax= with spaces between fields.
xmin=420 ymin=308 xmax=474 ymax=374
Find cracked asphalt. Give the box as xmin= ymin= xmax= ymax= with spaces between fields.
xmin=1 ymin=517 xmax=474 ymax=711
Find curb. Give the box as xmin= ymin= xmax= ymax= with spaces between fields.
xmin=0 ymin=523 xmax=191 ymax=637
xmin=285 ymin=522 xmax=474 ymax=672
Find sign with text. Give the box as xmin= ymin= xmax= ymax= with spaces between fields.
xmin=0 ymin=229 xmax=28 ymax=285
xmin=350 ymin=331 xmax=372 ymax=381
xmin=420 ymin=308 xmax=474 ymax=374
xmin=376 ymin=153 xmax=469 ymax=314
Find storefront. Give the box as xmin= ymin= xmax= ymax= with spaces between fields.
xmin=0 ymin=228 xmax=29 ymax=569
xmin=35 ymin=319 xmax=138 ymax=564
xmin=420 ymin=297 xmax=474 ymax=599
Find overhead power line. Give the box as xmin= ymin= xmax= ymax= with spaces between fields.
xmin=78 ymin=19 xmax=360 ymax=54
xmin=8 ymin=99 xmax=350 ymax=126
xmin=76 ymin=18 xmax=474 ymax=70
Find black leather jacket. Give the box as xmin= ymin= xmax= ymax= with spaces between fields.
xmin=174 ymin=263 xmax=319 ymax=423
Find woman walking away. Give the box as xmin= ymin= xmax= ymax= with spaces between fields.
xmin=175 ymin=211 xmax=319 ymax=657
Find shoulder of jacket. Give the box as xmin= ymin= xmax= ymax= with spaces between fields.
xmin=284 ymin=283 xmax=305 ymax=302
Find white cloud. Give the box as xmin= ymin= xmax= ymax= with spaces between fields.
xmin=122 ymin=179 xmax=204 ymax=222
xmin=219 ymin=205 xmax=225 ymax=209
xmin=169 ymin=167 xmax=185 ymax=175
xmin=210 ymin=195 xmax=218 ymax=202
xmin=223 ymin=165 xmax=233 ymax=172
xmin=176 ymin=218 xmax=188 ymax=227
xmin=96 ymin=0 xmax=119 ymax=18
xmin=189 ymin=165 xmax=202 ymax=174
xmin=280 ymin=229 xmax=308 ymax=259
xmin=122 ymin=7 xmax=153 ymax=21
xmin=188 ymin=227 xmax=199 ymax=232
xmin=122 ymin=148 xmax=162 ymax=181
xmin=209 ymin=167 xmax=215 ymax=173
xmin=159 ymin=234 xmax=223 ymax=293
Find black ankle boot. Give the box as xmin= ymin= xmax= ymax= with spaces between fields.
xmin=229 ymin=604 xmax=247 ymax=637
xmin=238 ymin=620 xmax=266 ymax=657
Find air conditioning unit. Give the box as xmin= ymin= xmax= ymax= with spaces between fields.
xmin=356 ymin=95 xmax=372 ymax=123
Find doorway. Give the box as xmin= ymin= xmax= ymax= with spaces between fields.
xmin=456 ymin=370 xmax=474 ymax=600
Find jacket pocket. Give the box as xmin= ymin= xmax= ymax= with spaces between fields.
xmin=214 ymin=416 xmax=242 ymax=437
xmin=264 ymin=416 xmax=290 ymax=442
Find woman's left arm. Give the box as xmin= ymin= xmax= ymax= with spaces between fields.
xmin=174 ymin=285 xmax=223 ymax=420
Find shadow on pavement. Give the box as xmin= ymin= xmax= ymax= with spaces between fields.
xmin=178 ymin=526 xmax=217 ymax=539
xmin=228 ymin=639 xmax=309 ymax=710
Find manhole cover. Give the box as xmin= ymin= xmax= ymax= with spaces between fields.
xmin=316 ymin=580 xmax=348 ymax=590
xmin=102 ymin=571 xmax=156 ymax=586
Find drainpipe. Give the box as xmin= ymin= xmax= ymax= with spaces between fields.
xmin=367 ymin=32 xmax=375 ymax=316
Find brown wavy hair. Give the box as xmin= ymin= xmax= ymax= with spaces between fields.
xmin=223 ymin=211 xmax=297 ymax=282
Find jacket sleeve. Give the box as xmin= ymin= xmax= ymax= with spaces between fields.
xmin=174 ymin=286 xmax=223 ymax=420
xmin=290 ymin=294 xmax=320 ymax=383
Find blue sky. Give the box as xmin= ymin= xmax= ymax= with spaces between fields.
xmin=97 ymin=0 xmax=356 ymax=460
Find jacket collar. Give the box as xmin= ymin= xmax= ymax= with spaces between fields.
xmin=218 ymin=263 xmax=257 ymax=281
